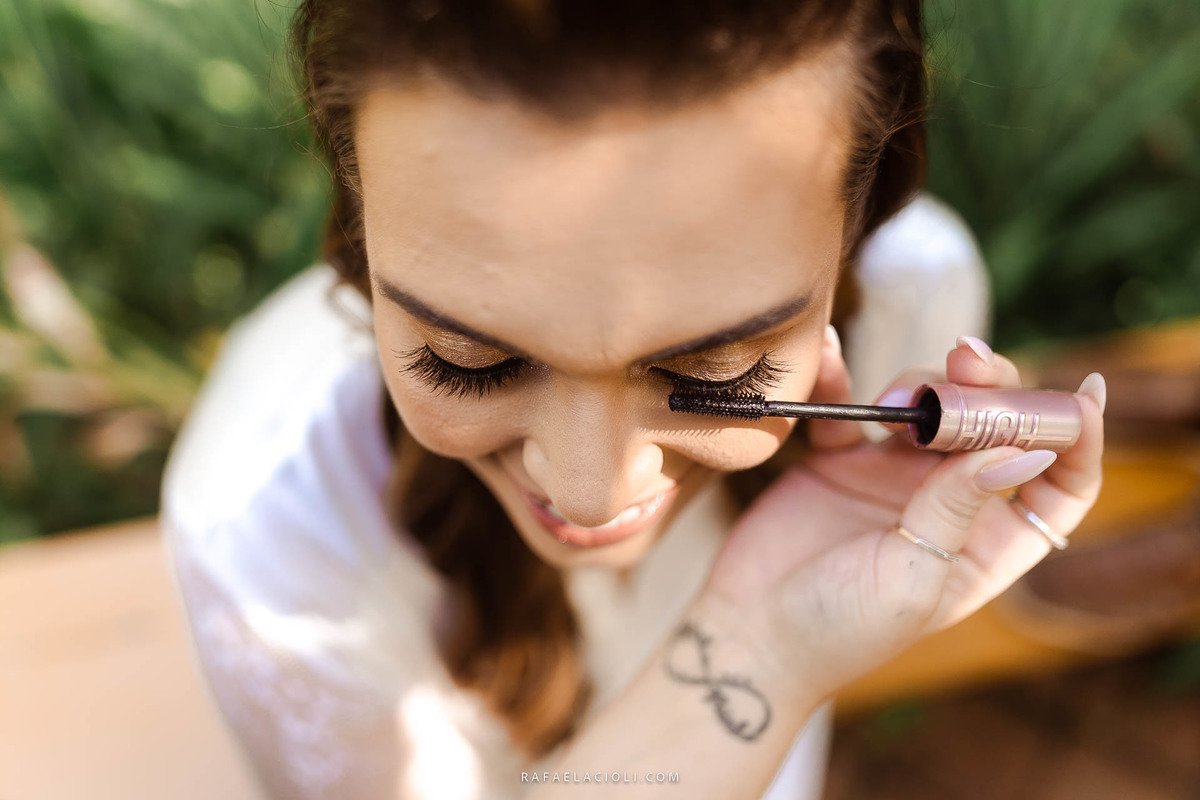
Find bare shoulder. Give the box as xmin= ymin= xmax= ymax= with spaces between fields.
xmin=161 ymin=264 xmax=379 ymax=535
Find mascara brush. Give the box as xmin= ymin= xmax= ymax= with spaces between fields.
xmin=668 ymin=383 xmax=1083 ymax=453
xmin=669 ymin=392 xmax=927 ymax=424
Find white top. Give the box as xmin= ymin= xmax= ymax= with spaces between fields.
xmin=161 ymin=193 xmax=987 ymax=799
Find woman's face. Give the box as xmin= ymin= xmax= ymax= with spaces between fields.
xmin=356 ymin=49 xmax=854 ymax=570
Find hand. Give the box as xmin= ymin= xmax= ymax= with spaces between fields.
xmin=703 ymin=330 xmax=1106 ymax=702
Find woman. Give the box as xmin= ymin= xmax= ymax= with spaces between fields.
xmin=161 ymin=1 xmax=1106 ymax=797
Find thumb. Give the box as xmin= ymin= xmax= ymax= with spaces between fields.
xmin=876 ymin=446 xmax=1058 ymax=614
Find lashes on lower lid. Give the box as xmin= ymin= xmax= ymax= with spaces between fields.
xmin=395 ymin=345 xmax=790 ymax=399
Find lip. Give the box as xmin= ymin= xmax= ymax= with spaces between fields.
xmin=520 ymin=484 xmax=682 ymax=549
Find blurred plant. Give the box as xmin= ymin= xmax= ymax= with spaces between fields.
xmin=0 ymin=0 xmax=329 ymax=538
xmin=0 ymin=194 xmax=199 ymax=539
xmin=1154 ymin=635 xmax=1200 ymax=694
xmin=924 ymin=0 xmax=1200 ymax=348
xmin=0 ymin=0 xmax=1198 ymax=540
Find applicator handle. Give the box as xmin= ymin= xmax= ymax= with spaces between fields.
xmin=908 ymin=383 xmax=1082 ymax=453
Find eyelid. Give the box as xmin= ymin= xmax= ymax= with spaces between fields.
xmin=424 ymin=339 xmax=521 ymax=371
xmin=650 ymin=352 xmax=787 ymax=393
xmin=642 ymin=318 xmax=800 ymax=373
xmin=650 ymin=359 xmax=762 ymax=389
xmin=417 ymin=322 xmax=517 ymax=369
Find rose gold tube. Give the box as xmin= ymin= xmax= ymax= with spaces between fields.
xmin=907 ymin=383 xmax=1083 ymax=453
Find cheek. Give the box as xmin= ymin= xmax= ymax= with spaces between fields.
xmin=384 ymin=377 xmax=520 ymax=459
xmin=669 ymin=422 xmax=799 ymax=472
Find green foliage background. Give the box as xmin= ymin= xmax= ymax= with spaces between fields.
xmin=0 ymin=0 xmax=1198 ymax=539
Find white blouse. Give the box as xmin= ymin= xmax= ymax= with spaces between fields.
xmin=161 ymin=193 xmax=987 ymax=799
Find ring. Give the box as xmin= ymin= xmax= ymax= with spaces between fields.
xmin=892 ymin=525 xmax=960 ymax=563
xmin=1010 ymin=497 xmax=1069 ymax=550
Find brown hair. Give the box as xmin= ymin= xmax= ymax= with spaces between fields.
xmin=291 ymin=0 xmax=927 ymax=758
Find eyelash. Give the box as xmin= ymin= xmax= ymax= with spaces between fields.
xmin=395 ymin=345 xmax=527 ymax=399
xmin=649 ymin=352 xmax=789 ymax=396
xmin=395 ymin=346 xmax=789 ymax=399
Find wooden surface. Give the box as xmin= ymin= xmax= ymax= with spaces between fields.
xmin=827 ymin=649 xmax=1200 ymax=799
xmin=0 ymin=518 xmax=263 ymax=800
xmin=2 ymin=437 xmax=1196 ymax=798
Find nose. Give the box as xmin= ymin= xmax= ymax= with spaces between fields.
xmin=522 ymin=380 xmax=664 ymax=528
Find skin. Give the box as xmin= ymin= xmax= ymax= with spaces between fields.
xmin=356 ymin=45 xmax=854 ymax=569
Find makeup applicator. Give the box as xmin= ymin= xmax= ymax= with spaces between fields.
xmin=669 ymin=383 xmax=1083 ymax=453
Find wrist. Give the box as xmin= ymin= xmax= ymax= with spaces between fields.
xmin=682 ymin=588 xmax=826 ymax=730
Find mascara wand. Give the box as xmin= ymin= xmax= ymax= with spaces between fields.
xmin=668 ymin=392 xmax=928 ymax=425
xmin=668 ymin=383 xmax=1083 ymax=453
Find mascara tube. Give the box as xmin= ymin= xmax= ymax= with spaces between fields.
xmin=909 ymin=383 xmax=1083 ymax=452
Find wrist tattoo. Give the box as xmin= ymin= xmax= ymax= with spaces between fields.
xmin=664 ymin=621 xmax=772 ymax=742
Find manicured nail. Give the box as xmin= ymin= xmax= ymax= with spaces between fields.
xmin=876 ymin=387 xmax=913 ymax=408
xmin=974 ymin=449 xmax=1057 ymax=493
xmin=956 ymin=335 xmax=994 ymax=365
xmin=824 ymin=324 xmax=842 ymax=357
xmin=1077 ymin=372 xmax=1106 ymax=414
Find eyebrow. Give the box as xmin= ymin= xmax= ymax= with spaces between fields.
xmin=370 ymin=270 xmax=812 ymax=365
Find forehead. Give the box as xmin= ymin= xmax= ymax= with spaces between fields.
xmin=355 ymin=48 xmax=853 ymax=370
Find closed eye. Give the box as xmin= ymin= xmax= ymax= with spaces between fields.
xmin=396 ymin=344 xmax=790 ymax=400
xmin=650 ymin=352 xmax=788 ymax=395
xmin=394 ymin=345 xmax=527 ymax=398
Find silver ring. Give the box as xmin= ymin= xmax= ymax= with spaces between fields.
xmin=893 ymin=525 xmax=960 ymax=563
xmin=1010 ymin=497 xmax=1068 ymax=550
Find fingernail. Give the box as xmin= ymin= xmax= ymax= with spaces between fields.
xmin=956 ymin=335 xmax=994 ymax=365
xmin=1077 ymin=372 xmax=1106 ymax=414
xmin=974 ymin=449 xmax=1057 ymax=493
xmin=824 ymin=324 xmax=842 ymax=357
xmin=876 ymin=387 xmax=913 ymax=408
